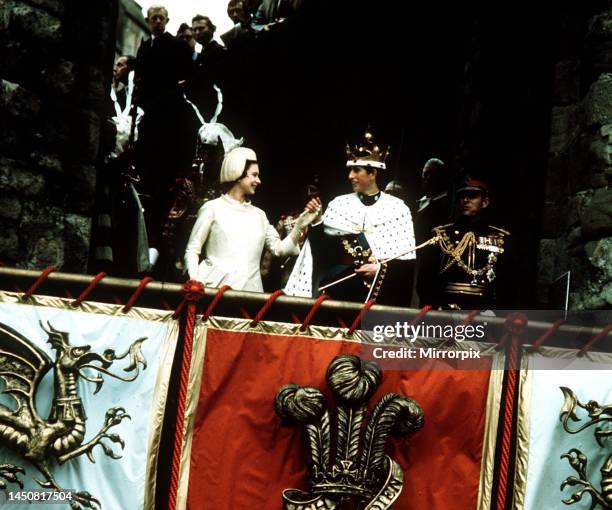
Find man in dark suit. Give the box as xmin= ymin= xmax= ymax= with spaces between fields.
xmin=187 ymin=15 xmax=226 ymax=122
xmin=251 ymin=0 xmax=304 ymax=32
xmin=221 ymin=0 xmax=255 ymax=50
xmin=414 ymin=158 xmax=454 ymax=244
xmin=135 ymin=4 xmax=198 ymax=275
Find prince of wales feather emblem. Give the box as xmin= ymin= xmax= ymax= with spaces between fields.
xmin=559 ymin=387 xmax=612 ymax=508
xmin=0 ymin=321 xmax=147 ymax=509
xmin=275 ymin=354 xmax=424 ymax=509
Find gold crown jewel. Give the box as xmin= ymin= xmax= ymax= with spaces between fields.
xmin=275 ymin=354 xmax=424 ymax=509
xmin=346 ymin=130 xmax=390 ymax=171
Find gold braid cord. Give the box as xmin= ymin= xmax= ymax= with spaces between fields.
xmin=436 ymin=230 xmax=497 ymax=278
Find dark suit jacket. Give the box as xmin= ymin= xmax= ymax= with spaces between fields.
xmin=186 ymin=40 xmax=226 ymax=121
xmin=135 ymin=32 xmax=194 ymax=112
xmin=252 ymin=0 xmax=304 ymax=30
xmin=220 ymin=23 xmax=254 ymax=51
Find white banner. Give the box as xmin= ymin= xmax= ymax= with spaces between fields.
xmin=0 ymin=293 xmax=178 ymax=510
xmin=517 ymin=348 xmax=612 ymax=510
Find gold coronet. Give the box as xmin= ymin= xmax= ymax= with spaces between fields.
xmin=345 ymin=130 xmax=390 ymax=168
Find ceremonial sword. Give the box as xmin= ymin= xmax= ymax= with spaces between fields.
xmin=317 ymin=236 xmax=440 ymax=292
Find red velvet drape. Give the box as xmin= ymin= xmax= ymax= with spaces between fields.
xmin=187 ymin=329 xmax=493 ymax=509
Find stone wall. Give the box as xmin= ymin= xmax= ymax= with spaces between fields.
xmin=539 ymin=2 xmax=612 ymax=309
xmin=0 ymin=0 xmax=117 ymax=273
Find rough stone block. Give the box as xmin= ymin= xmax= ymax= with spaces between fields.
xmin=585 ymin=236 xmax=612 ymax=278
xmin=0 ymin=1 xmax=12 ymax=32
xmin=0 ymin=226 xmax=19 ymax=261
xmin=584 ymin=73 xmax=612 ymax=126
xmin=603 ymin=282 xmax=612 ymax=306
xmin=24 ymin=0 xmax=64 ymax=17
xmin=0 ymin=79 xmax=41 ymax=118
xmin=587 ymin=9 xmax=612 ymax=40
xmin=537 ymin=238 xmax=560 ymax=304
xmin=0 ymin=117 xmax=20 ymax=151
xmin=0 ymin=157 xmax=45 ymax=196
xmin=586 ymin=11 xmax=612 ymax=76
xmin=580 ymin=187 xmax=612 ymax=237
xmin=566 ymin=226 xmax=582 ymax=248
xmin=26 ymin=237 xmax=65 ymax=269
xmin=540 ymin=202 xmax=561 ymax=238
xmin=588 ymin=130 xmax=612 ymax=171
xmin=553 ymin=60 xmax=580 ymax=105
xmin=71 ymin=110 xmax=101 ymax=163
xmin=10 ymin=3 xmax=62 ymax=43
xmin=18 ymin=202 xmax=65 ymax=268
xmin=66 ymin=164 xmax=96 ymax=214
xmin=566 ymin=131 xmax=594 ymax=194
xmin=567 ymin=256 xmax=602 ymax=309
xmin=537 ymin=238 xmax=557 ymax=286
xmin=549 ymin=104 xmax=579 ymax=155
xmin=563 ymin=192 xmax=590 ymax=230
xmin=20 ymin=202 xmax=63 ymax=228
xmin=42 ymin=59 xmax=76 ymax=96
xmin=86 ymin=67 xmax=106 ymax=107
xmin=590 ymin=172 xmax=608 ymax=188
xmin=63 ymin=214 xmax=91 ymax=273
xmin=29 ymin=152 xmax=63 ymax=174
xmin=42 ymin=112 xmax=72 ymax=152
xmin=0 ymin=196 xmax=22 ymax=220
xmin=544 ymin=156 xmax=569 ymax=201
xmin=570 ymin=285 xmax=606 ymax=310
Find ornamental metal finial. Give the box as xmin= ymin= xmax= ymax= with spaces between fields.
xmin=275 ymin=354 xmax=424 ymax=509
xmin=559 ymin=386 xmax=612 ymax=508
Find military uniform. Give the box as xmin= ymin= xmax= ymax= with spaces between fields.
xmin=420 ymin=220 xmax=510 ymax=309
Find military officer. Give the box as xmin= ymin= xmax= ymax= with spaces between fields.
xmin=417 ymin=178 xmax=511 ymax=309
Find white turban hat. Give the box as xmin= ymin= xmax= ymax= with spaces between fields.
xmin=220 ymin=147 xmax=257 ymax=183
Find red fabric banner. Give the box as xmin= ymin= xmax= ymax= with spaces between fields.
xmin=187 ymin=328 xmax=493 ymax=509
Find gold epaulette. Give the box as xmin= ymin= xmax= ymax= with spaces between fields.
xmin=489 ymin=225 xmax=511 ymax=236
xmin=432 ymin=223 xmax=453 ymax=234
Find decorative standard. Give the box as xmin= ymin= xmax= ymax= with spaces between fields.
xmin=275 ymin=354 xmax=424 ymax=509
xmin=559 ymin=387 xmax=612 ymax=508
xmin=0 ymin=322 xmax=147 ymax=509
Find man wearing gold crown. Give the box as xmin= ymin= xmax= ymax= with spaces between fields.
xmin=285 ymin=131 xmax=416 ymax=306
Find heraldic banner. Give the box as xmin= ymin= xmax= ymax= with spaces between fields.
xmin=175 ymin=316 xmax=506 ymax=510
xmin=514 ymin=347 xmax=612 ymax=510
xmin=0 ymin=291 xmax=179 ymax=510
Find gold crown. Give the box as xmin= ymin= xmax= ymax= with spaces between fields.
xmin=345 ymin=130 xmax=390 ymax=170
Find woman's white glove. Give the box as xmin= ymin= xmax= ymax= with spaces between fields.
xmin=289 ymin=198 xmax=322 ymax=244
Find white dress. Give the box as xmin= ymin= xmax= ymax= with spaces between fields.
xmin=185 ymin=195 xmax=299 ymax=291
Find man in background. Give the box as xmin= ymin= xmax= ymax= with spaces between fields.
xmin=176 ymin=22 xmax=198 ymax=60
xmin=417 ymin=178 xmax=512 ymax=309
xmin=135 ymin=4 xmax=198 ymax=275
xmin=415 ymin=158 xmax=453 ymax=244
xmin=221 ymin=0 xmax=255 ymax=50
xmin=187 ymin=15 xmax=226 ymax=122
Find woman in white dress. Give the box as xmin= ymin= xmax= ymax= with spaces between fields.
xmin=184 ymin=147 xmax=320 ymax=291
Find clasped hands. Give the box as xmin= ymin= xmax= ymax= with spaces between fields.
xmin=295 ymin=197 xmax=323 ymax=229
xmin=299 ymin=197 xmax=379 ymax=281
